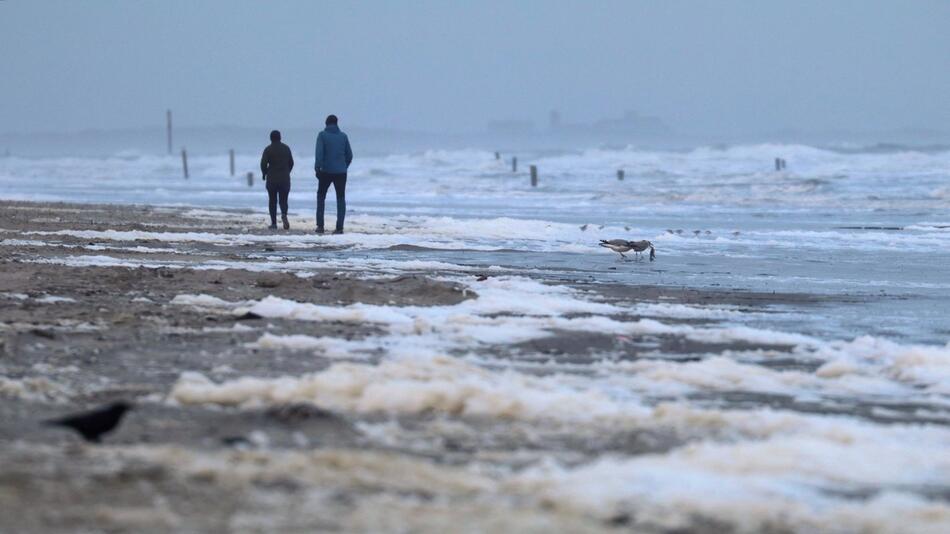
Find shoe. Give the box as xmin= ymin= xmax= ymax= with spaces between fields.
xmin=315 ymin=227 xmax=325 ymax=234
xmin=333 ymin=229 xmax=343 ymax=235
xmin=268 ymin=223 xmax=278 ymax=230
xmin=282 ymin=215 xmax=290 ymax=230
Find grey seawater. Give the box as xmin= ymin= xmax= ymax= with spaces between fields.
xmin=2 ymin=145 xmax=948 ymax=346
xmin=3 ymin=145 xmax=950 ymax=531
xmin=284 ymin=200 xmax=950 ymax=345
xmin=290 ymin=238 xmax=949 ymax=345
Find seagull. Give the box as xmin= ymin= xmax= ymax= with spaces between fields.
xmin=599 ymin=239 xmax=656 ymax=261
xmin=45 ymin=401 xmax=132 ymax=443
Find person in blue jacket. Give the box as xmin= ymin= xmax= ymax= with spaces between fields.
xmin=314 ymin=114 xmax=353 ymax=234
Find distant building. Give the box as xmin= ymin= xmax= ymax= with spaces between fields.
xmin=592 ymin=110 xmax=670 ymax=136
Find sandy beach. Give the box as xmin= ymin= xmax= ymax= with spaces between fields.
xmin=7 ymin=200 xmax=934 ymax=532
xmin=4 ymin=2 xmax=950 ymax=531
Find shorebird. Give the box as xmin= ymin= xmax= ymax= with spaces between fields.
xmin=45 ymin=401 xmax=132 ymax=443
xmin=599 ymin=239 xmax=655 ymax=261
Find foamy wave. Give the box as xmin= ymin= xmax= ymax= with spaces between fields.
xmin=252 ymin=333 xmax=369 ymax=359
xmin=170 ymin=355 xmax=639 ymax=421
xmin=815 ymin=336 xmax=950 ymax=394
xmin=512 ymin=429 xmax=950 ymax=533
xmin=0 ymin=375 xmax=73 ymax=402
xmin=169 ymin=284 xmax=819 ymax=353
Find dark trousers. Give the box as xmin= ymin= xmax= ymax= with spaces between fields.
xmin=317 ymin=172 xmax=347 ymax=230
xmin=266 ymin=178 xmax=290 ymax=225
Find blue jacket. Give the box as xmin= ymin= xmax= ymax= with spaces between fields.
xmin=314 ymin=125 xmax=353 ymax=174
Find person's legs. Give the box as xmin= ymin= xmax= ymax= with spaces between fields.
xmin=316 ymin=177 xmax=332 ymax=232
xmin=333 ymin=173 xmax=347 ymax=232
xmin=266 ymin=181 xmax=278 ymax=228
xmin=279 ymin=180 xmax=290 ymax=229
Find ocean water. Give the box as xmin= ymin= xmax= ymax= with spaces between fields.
xmin=3 ymin=144 xmax=948 ymax=342
xmin=3 ymin=143 xmax=950 ymax=531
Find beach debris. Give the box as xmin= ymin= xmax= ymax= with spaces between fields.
xmin=266 ymin=403 xmax=333 ymax=423
xmin=221 ymin=435 xmax=252 ymax=448
xmin=255 ymin=274 xmax=283 ymax=288
xmin=45 ymin=400 xmax=132 ymax=443
xmin=30 ymin=328 xmax=56 ymax=340
xmin=221 ymin=432 xmax=270 ymax=449
xmin=599 ymin=239 xmax=656 ymax=261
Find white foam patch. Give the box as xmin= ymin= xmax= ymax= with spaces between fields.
xmin=170 ymin=355 xmax=638 ymax=421
xmin=601 ymin=356 xmax=908 ymax=398
xmin=17 ymin=216 xmax=651 ymax=254
xmin=631 ymin=302 xmax=752 ymax=320
xmin=814 ymin=336 xmax=950 ymax=395
xmin=511 ymin=428 xmax=950 ymax=532
xmin=252 ymin=333 xmax=368 ymax=359
xmin=0 ymin=375 xmax=72 ymax=402
xmin=172 ymin=276 xmax=621 ymax=335
xmin=167 ymin=269 xmax=950 ymax=404
xmin=170 ymin=294 xmax=234 ymax=308
xmin=34 ymin=295 xmax=76 ymax=304
xmin=0 ymin=238 xmax=51 ymax=246
xmin=165 ymin=349 xmax=923 ymax=430
xmin=82 ymin=244 xmax=178 ymax=254
xmin=29 ymin=254 xmax=174 ymax=269
xmin=0 ymin=236 xmax=177 ymax=254
xmin=26 ymin=253 xmax=479 ymax=277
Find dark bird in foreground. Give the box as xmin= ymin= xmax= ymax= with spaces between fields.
xmin=599 ymin=239 xmax=656 ymax=261
xmin=45 ymin=401 xmax=132 ymax=443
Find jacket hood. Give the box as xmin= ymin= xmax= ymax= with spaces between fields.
xmin=324 ymin=124 xmax=341 ymax=133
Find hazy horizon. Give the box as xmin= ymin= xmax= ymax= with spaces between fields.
xmin=2 ymin=1 xmax=949 ymax=138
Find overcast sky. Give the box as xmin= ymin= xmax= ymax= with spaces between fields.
xmin=1 ymin=0 xmax=948 ymax=135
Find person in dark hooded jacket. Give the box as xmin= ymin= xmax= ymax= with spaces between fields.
xmin=314 ymin=114 xmax=353 ymax=234
xmin=260 ymin=130 xmax=294 ymax=229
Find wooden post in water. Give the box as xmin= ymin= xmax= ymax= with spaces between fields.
xmin=617 ymin=169 xmax=625 ymax=181
xmin=229 ymin=149 xmax=235 ymax=176
xmin=494 ymin=151 xmax=500 ymax=160
xmin=181 ymin=149 xmax=189 ymax=179
xmin=774 ymin=158 xmax=781 ymax=171
xmin=246 ymin=172 xmax=254 ymax=187
xmin=512 ymin=156 xmax=518 ymax=173
xmin=530 ymin=165 xmax=538 ymax=187
xmin=166 ymin=110 xmax=172 ymax=155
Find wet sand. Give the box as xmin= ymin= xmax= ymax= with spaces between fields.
xmin=0 ymin=200 xmax=916 ymax=533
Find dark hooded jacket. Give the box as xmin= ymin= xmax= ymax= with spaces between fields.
xmin=260 ymin=141 xmax=294 ymax=182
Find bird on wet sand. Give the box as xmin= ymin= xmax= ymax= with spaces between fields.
xmin=599 ymin=239 xmax=656 ymax=261
xmin=45 ymin=401 xmax=132 ymax=443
